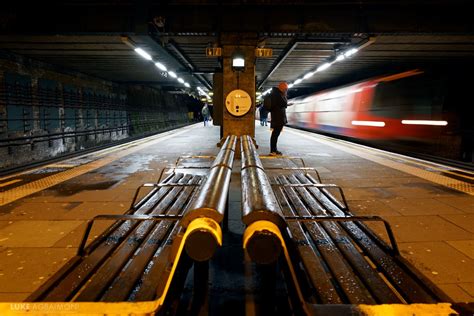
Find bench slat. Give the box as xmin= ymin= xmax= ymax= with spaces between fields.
xmin=41 ymin=174 xmax=193 ymax=301
xmin=298 ymin=173 xmax=439 ymax=303
xmin=287 ymin=174 xmax=402 ymax=304
xmin=273 ymin=185 xmax=343 ymax=304
xmin=99 ymin=176 xmax=203 ymax=301
xmin=277 ymin=175 xmax=376 ymax=305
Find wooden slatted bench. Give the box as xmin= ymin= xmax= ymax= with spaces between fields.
xmin=239 ymin=135 xmax=457 ymax=314
xmin=18 ymin=135 xmax=237 ymax=314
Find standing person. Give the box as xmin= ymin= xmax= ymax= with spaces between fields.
xmin=201 ymin=103 xmax=210 ymax=126
xmin=259 ymin=104 xmax=268 ymax=126
xmin=268 ymin=82 xmax=290 ymax=155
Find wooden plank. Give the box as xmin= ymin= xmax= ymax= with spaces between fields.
xmin=300 ymin=173 xmax=438 ymax=303
xmin=99 ymin=175 xmax=203 ymax=301
xmin=74 ymin=175 xmax=202 ymax=302
xmin=272 ymin=176 xmax=342 ymax=304
xmin=278 ymin=175 xmax=376 ymax=305
xmin=290 ymin=174 xmax=402 ymax=304
xmin=41 ymin=174 xmax=192 ymax=301
xmin=27 ymin=173 xmax=183 ymax=302
xmin=132 ymin=225 xmax=184 ymax=301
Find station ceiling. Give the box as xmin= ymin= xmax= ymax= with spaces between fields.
xmin=1 ymin=1 xmax=473 ymax=97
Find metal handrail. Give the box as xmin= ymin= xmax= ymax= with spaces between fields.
xmin=271 ymin=182 xmax=348 ymax=210
xmin=130 ymin=182 xmax=201 ymax=210
xmin=77 ymin=214 xmax=183 ymax=256
xmin=284 ymin=215 xmax=400 ymax=256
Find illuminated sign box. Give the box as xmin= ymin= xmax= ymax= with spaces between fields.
xmin=255 ymin=48 xmax=272 ymax=57
xmin=206 ymin=47 xmax=222 ymax=57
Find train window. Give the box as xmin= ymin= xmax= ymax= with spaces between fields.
xmin=372 ymin=76 xmax=442 ymax=118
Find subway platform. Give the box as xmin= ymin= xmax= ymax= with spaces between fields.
xmin=0 ymin=122 xmax=472 ymax=306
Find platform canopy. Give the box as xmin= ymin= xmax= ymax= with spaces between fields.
xmin=1 ymin=0 xmax=473 ymax=96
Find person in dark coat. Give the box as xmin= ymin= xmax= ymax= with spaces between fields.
xmin=258 ymin=104 xmax=268 ymax=126
xmin=269 ymin=81 xmax=290 ymax=155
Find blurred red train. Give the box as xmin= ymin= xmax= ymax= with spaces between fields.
xmin=286 ymin=70 xmax=472 ymax=161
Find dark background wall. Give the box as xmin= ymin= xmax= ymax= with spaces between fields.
xmin=0 ymin=53 xmax=193 ymax=171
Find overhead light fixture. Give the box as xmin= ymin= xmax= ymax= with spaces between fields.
xmin=232 ymin=49 xmax=245 ymax=71
xmin=155 ymin=62 xmax=167 ymax=71
xmin=177 ymin=77 xmax=184 ymax=84
xmin=336 ymin=54 xmax=346 ymax=62
xmin=303 ymin=72 xmax=315 ymax=79
xmin=294 ymin=78 xmax=303 ymax=85
xmin=262 ymin=88 xmax=272 ymax=95
xmin=288 ymin=83 xmax=294 ymax=88
xmin=209 ymin=92 xmax=214 ymax=96
xmin=317 ymin=62 xmax=332 ymax=72
xmin=344 ymin=48 xmax=358 ymax=58
xmin=168 ymin=71 xmax=177 ymax=78
xmin=134 ymin=48 xmax=152 ymax=61
xmin=184 ymin=82 xmax=190 ymax=88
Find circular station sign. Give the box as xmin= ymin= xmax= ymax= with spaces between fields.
xmin=225 ymin=89 xmax=252 ymax=117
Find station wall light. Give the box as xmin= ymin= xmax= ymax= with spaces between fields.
xmin=232 ymin=50 xmax=245 ymax=71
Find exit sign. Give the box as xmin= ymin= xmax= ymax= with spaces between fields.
xmin=206 ymin=47 xmax=222 ymax=57
xmin=255 ymin=48 xmax=272 ymax=57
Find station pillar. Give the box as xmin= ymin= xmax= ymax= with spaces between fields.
xmin=216 ymin=33 xmax=257 ymax=152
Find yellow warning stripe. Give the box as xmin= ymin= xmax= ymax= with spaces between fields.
xmin=329 ymin=136 xmax=474 ymax=180
xmin=0 ymin=179 xmax=22 ymax=188
xmin=0 ymin=126 xmax=199 ymax=206
xmin=287 ymin=129 xmax=474 ymax=196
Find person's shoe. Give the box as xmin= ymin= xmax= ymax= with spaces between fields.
xmin=275 ymin=151 xmax=283 ymax=155
xmin=269 ymin=152 xmax=278 ymax=156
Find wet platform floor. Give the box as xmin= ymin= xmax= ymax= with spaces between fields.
xmin=0 ymin=123 xmax=472 ymax=304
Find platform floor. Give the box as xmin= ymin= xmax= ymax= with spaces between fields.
xmin=0 ymin=123 xmax=473 ymax=304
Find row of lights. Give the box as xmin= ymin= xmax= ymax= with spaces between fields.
xmin=259 ymin=47 xmax=359 ymax=98
xmin=134 ymin=47 xmax=192 ymax=89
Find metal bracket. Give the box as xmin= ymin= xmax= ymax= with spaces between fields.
xmin=284 ymin=215 xmax=400 ymax=256
xmin=272 ymin=182 xmax=347 ymax=210
xmin=130 ymin=182 xmax=201 ymax=210
xmin=266 ymin=167 xmax=322 ymax=182
xmin=77 ymin=214 xmax=183 ymax=257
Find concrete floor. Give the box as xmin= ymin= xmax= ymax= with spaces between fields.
xmin=0 ymin=123 xmax=473 ymax=303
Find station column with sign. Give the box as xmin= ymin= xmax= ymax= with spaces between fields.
xmin=219 ymin=33 xmax=257 ymax=149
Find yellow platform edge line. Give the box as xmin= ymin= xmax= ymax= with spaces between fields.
xmin=288 ymin=129 xmax=473 ymax=196
xmin=0 ymin=126 xmax=197 ymax=206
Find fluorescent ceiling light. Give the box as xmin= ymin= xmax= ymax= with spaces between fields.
xmin=303 ymin=72 xmax=314 ymax=79
xmin=177 ymin=77 xmax=184 ymax=83
xmin=155 ymin=62 xmax=167 ymax=71
xmin=351 ymin=120 xmax=385 ymax=127
xmin=401 ymin=120 xmax=448 ymax=126
xmin=336 ymin=54 xmax=345 ymax=62
xmin=184 ymin=82 xmax=190 ymax=88
xmin=344 ymin=48 xmax=358 ymax=58
xmin=317 ymin=62 xmax=332 ymax=72
xmin=288 ymin=83 xmax=294 ymax=88
xmin=294 ymin=78 xmax=303 ymax=85
xmin=134 ymin=48 xmax=152 ymax=61
xmin=168 ymin=71 xmax=177 ymax=78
